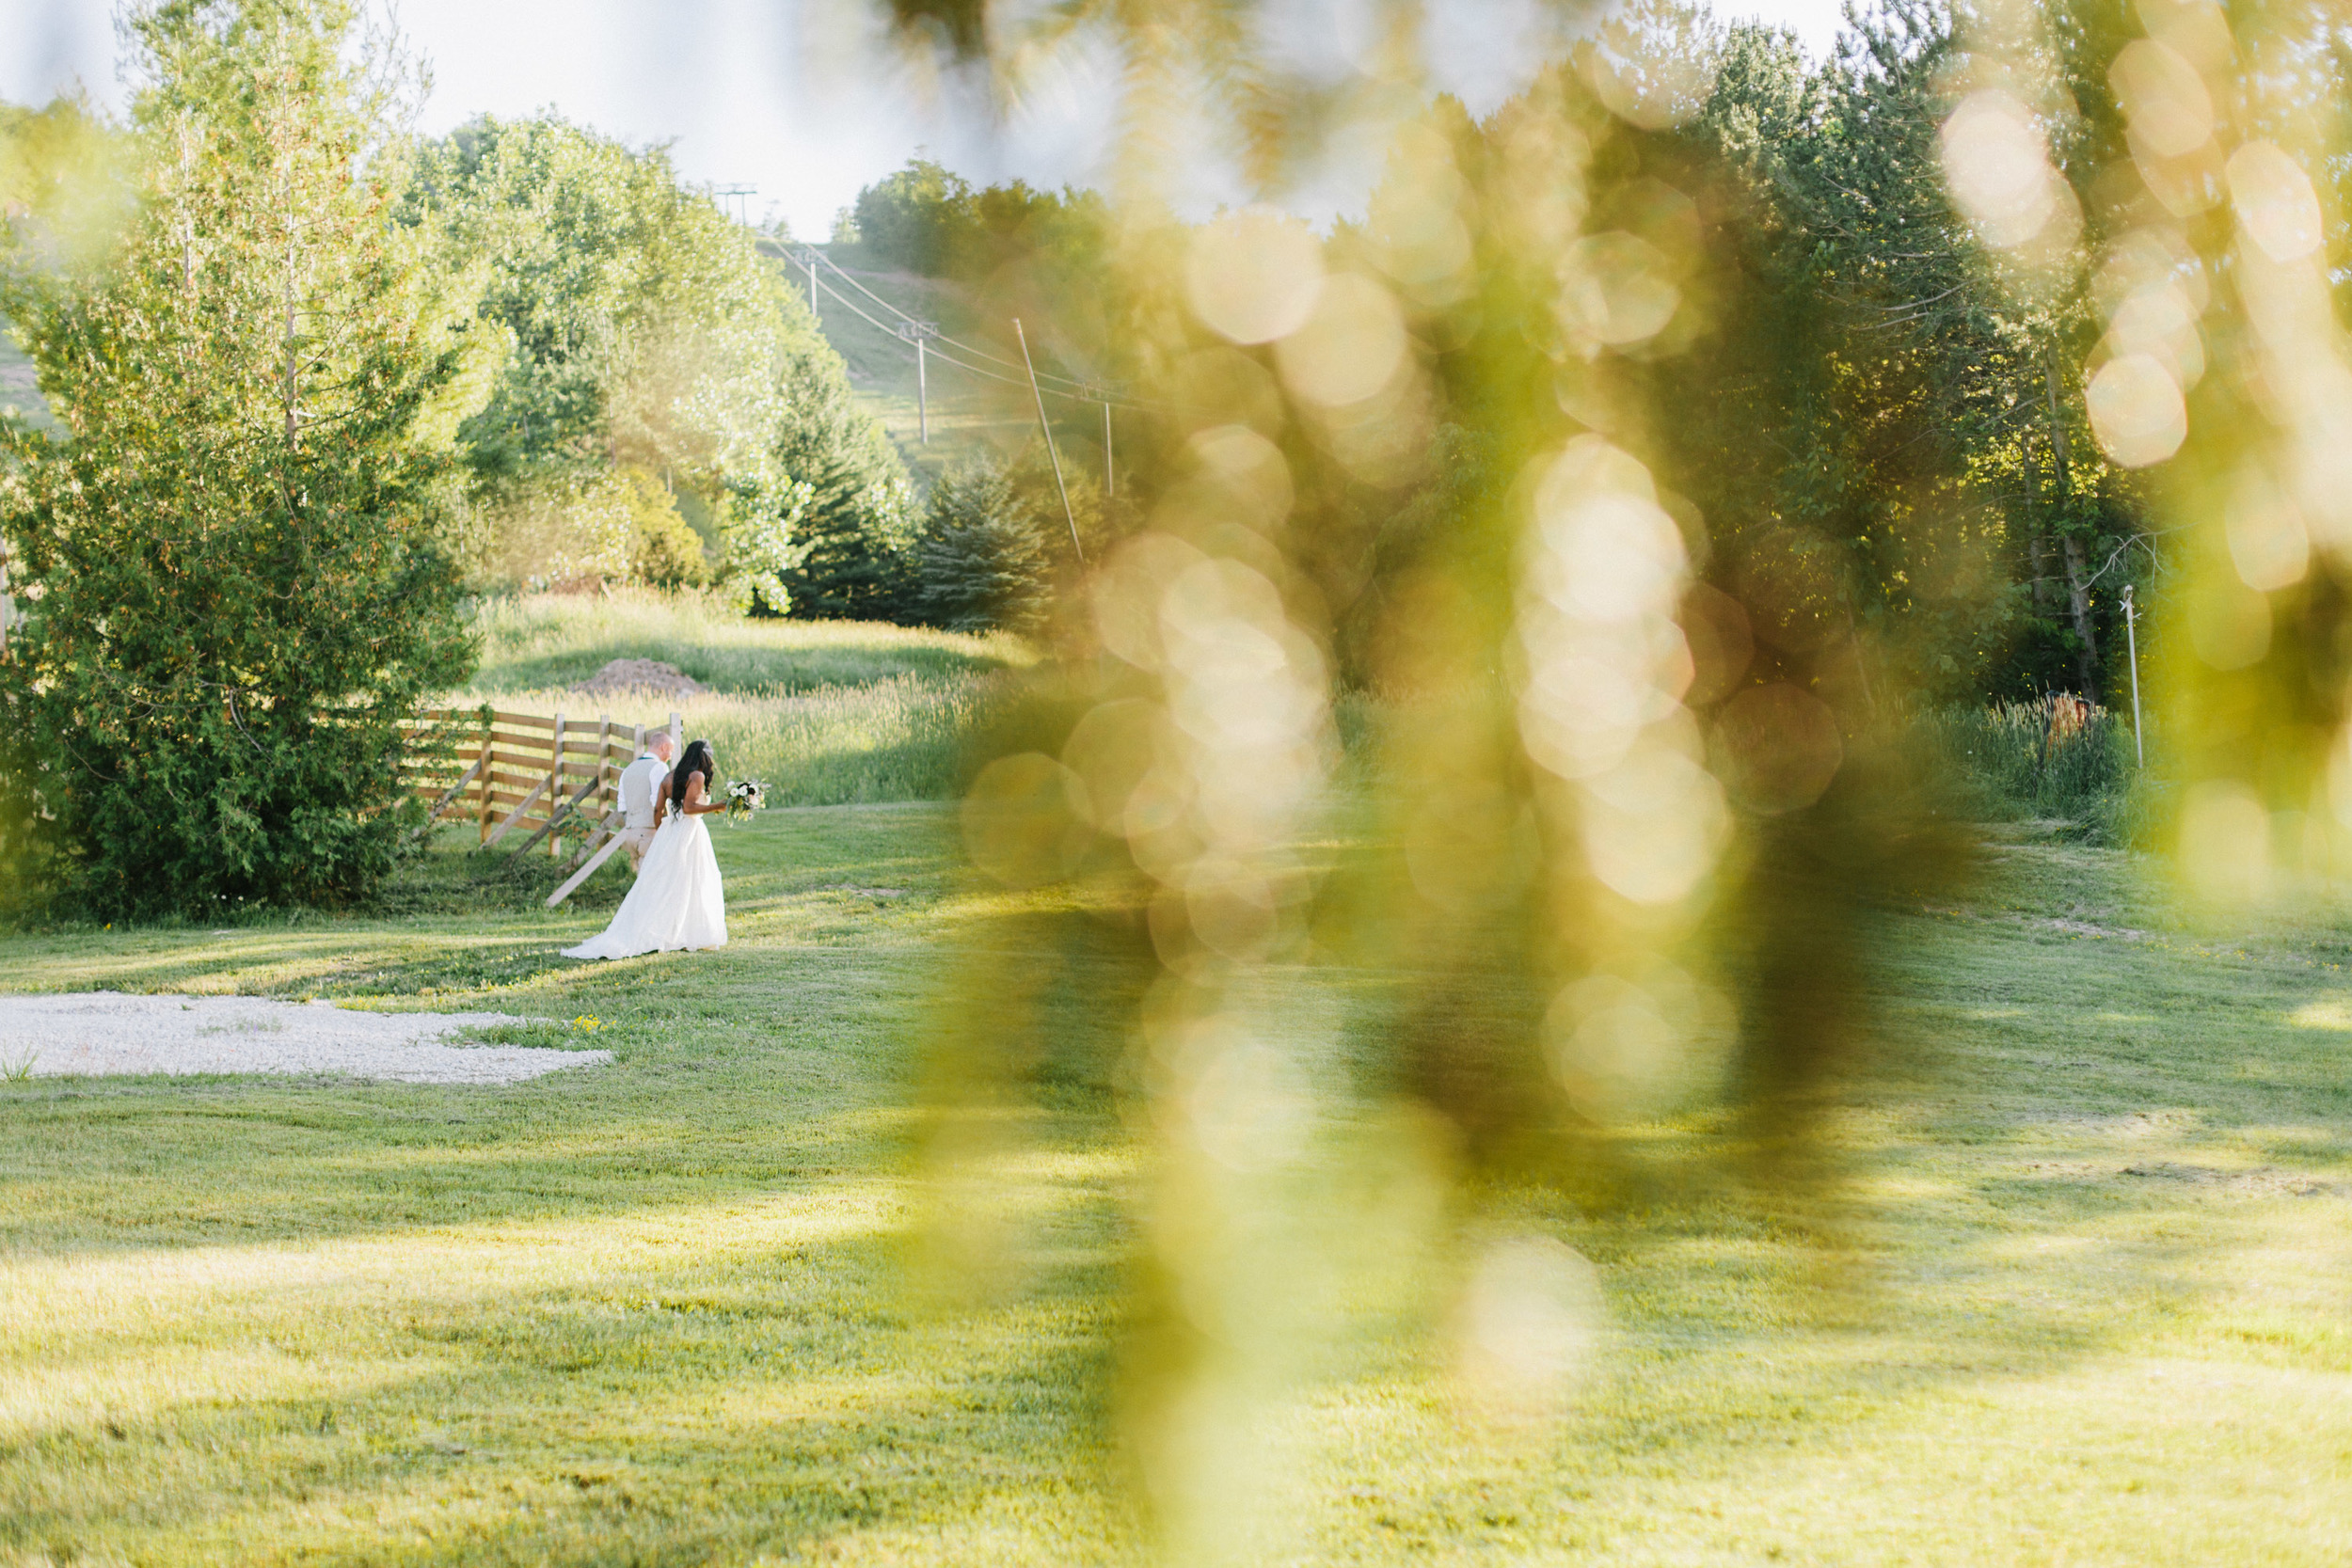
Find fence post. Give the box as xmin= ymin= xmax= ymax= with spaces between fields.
xmin=549 ymin=712 xmax=566 ymax=859
xmin=2122 ymin=584 xmax=2144 ymax=768
xmin=597 ymin=719 xmax=616 ymax=817
xmin=476 ymin=714 xmax=494 ymax=844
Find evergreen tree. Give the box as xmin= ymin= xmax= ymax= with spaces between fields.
xmin=909 ymin=458 xmax=1049 ymax=632
xmin=745 ymin=332 xmax=917 ymax=620
xmin=0 ymin=0 xmax=481 ymax=916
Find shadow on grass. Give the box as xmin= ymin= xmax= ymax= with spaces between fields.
xmin=4 ymin=1212 xmax=1135 ymax=1564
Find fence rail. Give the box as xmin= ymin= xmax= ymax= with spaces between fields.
xmin=405 ymin=706 xmax=683 ymax=881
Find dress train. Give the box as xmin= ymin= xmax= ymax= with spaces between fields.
xmin=562 ymin=810 xmax=728 ymax=959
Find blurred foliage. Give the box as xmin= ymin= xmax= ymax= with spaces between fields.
xmin=876 ymin=0 xmax=2352 ymax=1557
xmin=0 ymin=0 xmax=476 ymax=918
xmin=0 ymin=95 xmax=135 ymax=280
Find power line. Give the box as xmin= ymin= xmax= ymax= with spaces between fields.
xmin=810 ymin=277 xmax=1028 ymax=389
xmin=808 ymin=272 xmax=1161 ymax=416
xmin=801 ymin=248 xmax=1197 ymax=416
xmin=711 ymin=183 xmax=756 ymax=225
xmin=806 ymin=254 xmax=1086 ymax=388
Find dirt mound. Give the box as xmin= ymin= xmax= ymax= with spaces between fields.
xmin=572 ymin=657 xmax=707 ymax=700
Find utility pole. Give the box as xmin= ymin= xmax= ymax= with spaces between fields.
xmin=2122 ymin=582 xmax=2144 ymax=767
xmin=791 ymin=245 xmax=822 ymax=322
xmin=1014 ymin=319 xmax=1084 ymax=562
xmin=897 ymin=321 xmax=942 ymax=442
xmin=713 ymin=183 xmax=755 ymax=224
xmin=1083 ymin=383 xmax=1120 ymax=499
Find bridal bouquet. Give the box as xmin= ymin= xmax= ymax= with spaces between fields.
xmin=723 ymin=779 xmax=768 ymax=825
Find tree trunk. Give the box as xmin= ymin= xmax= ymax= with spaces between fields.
xmin=2060 ymin=532 xmax=2101 ymax=700
xmin=283 ymin=234 xmax=299 ymax=446
xmin=2043 ymin=341 xmax=2101 ymax=700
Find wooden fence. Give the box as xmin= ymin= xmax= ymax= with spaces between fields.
xmin=405 ymin=705 xmax=683 ymax=906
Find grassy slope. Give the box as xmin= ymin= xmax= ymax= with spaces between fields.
xmin=2 ymin=817 xmax=2348 ymax=1564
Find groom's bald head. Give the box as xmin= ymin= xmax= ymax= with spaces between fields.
xmin=649 ymin=731 xmax=676 ymax=761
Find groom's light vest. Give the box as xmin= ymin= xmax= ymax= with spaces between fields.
xmin=618 ymin=755 xmax=666 ymax=830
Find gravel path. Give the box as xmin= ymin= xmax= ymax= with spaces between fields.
xmin=0 ymin=993 xmax=611 ymax=1085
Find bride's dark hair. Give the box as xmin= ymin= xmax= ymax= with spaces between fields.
xmin=666 ymin=739 xmax=715 ymax=810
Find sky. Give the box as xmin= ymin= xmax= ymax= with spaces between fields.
xmin=0 ymin=0 xmax=1853 ymax=235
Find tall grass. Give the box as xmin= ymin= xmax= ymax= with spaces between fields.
xmin=449 ymin=592 xmax=1031 ymax=805
xmin=1915 ymin=698 xmax=2145 ymax=841
xmin=673 ymin=674 xmax=1010 ymax=804
xmin=465 ymin=590 xmax=1031 ymax=694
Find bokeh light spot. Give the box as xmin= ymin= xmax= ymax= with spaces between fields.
xmin=1940 ymin=89 xmax=2065 ymax=249
xmin=2110 ymin=40 xmax=2214 ymax=159
xmin=1275 ymin=272 xmax=1409 ymax=408
xmin=2226 ymin=143 xmax=2324 ymax=263
xmin=2087 ymin=354 xmax=2186 ymax=467
xmin=1184 ymin=206 xmax=1326 ymax=345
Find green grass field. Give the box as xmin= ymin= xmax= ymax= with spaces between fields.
xmin=4 ymin=794 xmax=2349 ymax=1563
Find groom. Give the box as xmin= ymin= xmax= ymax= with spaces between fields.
xmin=615 ymin=729 xmax=675 ymax=875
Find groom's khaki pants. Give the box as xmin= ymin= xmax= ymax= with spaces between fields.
xmin=620 ymin=826 xmax=658 ymax=874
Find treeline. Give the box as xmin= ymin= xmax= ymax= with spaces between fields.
xmin=849 ymin=158 xmax=1111 ymax=285
xmin=836 ymin=0 xmax=2352 ymax=705
xmin=1 ymin=92 xmax=1094 ymax=636
xmin=394 ymin=127 xmax=1113 ymax=628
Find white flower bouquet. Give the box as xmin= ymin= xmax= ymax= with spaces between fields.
xmin=723 ymin=778 xmax=767 ymax=825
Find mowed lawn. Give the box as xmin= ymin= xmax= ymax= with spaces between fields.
xmin=2 ymin=811 xmax=2348 ymax=1565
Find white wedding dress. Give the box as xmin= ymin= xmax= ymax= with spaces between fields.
xmin=562 ymin=807 xmax=728 ymax=959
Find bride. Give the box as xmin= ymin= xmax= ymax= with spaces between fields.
xmin=563 ymin=738 xmax=729 ymax=960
